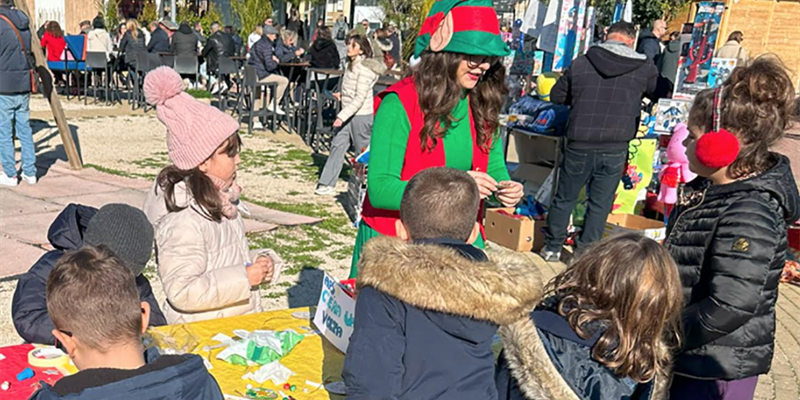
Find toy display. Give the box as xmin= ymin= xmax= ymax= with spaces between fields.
xmin=674 ymin=2 xmax=725 ymax=99
xmin=657 ymin=123 xmax=697 ymax=218
xmin=654 ymin=99 xmax=691 ymax=133
xmin=708 ymin=58 xmax=737 ymax=88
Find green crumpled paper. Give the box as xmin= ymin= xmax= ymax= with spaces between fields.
xmin=245 ymin=330 xmax=304 ymax=365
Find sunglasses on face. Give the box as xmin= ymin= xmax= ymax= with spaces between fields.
xmin=466 ymin=55 xmax=501 ymax=68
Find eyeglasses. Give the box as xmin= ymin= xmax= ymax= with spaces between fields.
xmin=54 ymin=329 xmax=72 ymax=353
xmin=466 ymin=55 xmax=501 ymax=68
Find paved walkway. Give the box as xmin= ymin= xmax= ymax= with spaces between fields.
xmin=523 ymin=252 xmax=800 ymax=400
xmin=0 ymin=161 xmax=321 ymax=278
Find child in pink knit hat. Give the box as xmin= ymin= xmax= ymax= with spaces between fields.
xmin=141 ymin=66 xmax=283 ymax=324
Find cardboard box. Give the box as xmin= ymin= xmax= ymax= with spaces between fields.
xmin=604 ymin=214 xmax=666 ymax=242
xmin=485 ymin=208 xmax=547 ymax=252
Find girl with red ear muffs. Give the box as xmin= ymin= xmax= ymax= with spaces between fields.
xmin=663 ymin=57 xmax=800 ymax=400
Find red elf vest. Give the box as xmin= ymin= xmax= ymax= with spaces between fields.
xmin=360 ymin=76 xmax=491 ymax=237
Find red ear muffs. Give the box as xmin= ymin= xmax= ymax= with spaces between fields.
xmin=695 ymin=129 xmax=740 ymax=169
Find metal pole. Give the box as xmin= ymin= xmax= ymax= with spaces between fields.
xmin=171 ymin=0 xmax=176 ymax=22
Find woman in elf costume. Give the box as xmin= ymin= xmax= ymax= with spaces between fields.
xmin=350 ymin=0 xmax=524 ymax=277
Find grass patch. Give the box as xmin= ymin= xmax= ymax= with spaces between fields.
xmin=287 ymin=191 xmax=300 ymax=196
xmin=328 ymin=245 xmax=354 ymax=261
xmin=186 ymin=89 xmax=212 ymax=99
xmin=261 ymin=291 xmax=287 ymax=299
xmin=84 ymin=163 xmax=155 ymax=180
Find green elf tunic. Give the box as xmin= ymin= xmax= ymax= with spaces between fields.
xmin=349 ymin=93 xmax=510 ymax=277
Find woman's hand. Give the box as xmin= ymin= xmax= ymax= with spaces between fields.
xmin=333 ymin=118 xmax=344 ymax=128
xmin=332 ymin=92 xmax=341 ymax=101
xmin=467 ymin=170 xmax=497 ymax=199
xmin=496 ymin=180 xmax=524 ymax=207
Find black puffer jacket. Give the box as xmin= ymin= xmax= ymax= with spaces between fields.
xmin=201 ymin=30 xmax=234 ymax=72
xmin=308 ymin=37 xmax=340 ymax=69
xmin=664 ymin=154 xmax=800 ymax=380
xmin=551 ymin=41 xmax=658 ymax=150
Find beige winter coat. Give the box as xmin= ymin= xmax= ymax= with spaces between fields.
xmin=715 ymin=39 xmax=750 ymax=67
xmin=337 ymin=56 xmax=387 ymax=121
xmin=86 ymin=28 xmax=113 ymax=61
xmin=143 ymin=180 xmax=282 ymax=324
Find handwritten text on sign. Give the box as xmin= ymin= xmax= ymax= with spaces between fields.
xmin=313 ymin=273 xmax=355 ymax=353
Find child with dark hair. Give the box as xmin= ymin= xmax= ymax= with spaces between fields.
xmin=12 ymin=203 xmax=166 ymax=345
xmin=142 ymin=67 xmax=284 ymax=324
xmin=342 ymin=167 xmax=542 ymax=400
xmin=315 ymin=33 xmax=385 ymax=196
xmin=495 ymin=233 xmax=683 ymax=400
xmin=29 ymin=246 xmax=224 ymax=400
xmin=665 ymin=57 xmax=800 ymax=400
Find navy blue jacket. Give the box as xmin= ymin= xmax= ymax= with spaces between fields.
xmin=29 ymin=347 xmax=224 ymax=399
xmin=11 ymin=204 xmax=167 ymax=345
xmin=0 ymin=5 xmax=32 ymax=94
xmin=343 ymin=236 xmax=542 ymax=400
xmin=248 ymin=36 xmax=278 ymax=80
xmin=496 ymin=300 xmax=669 ymax=400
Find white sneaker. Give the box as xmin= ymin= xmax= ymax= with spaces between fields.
xmin=315 ymin=185 xmax=336 ymax=196
xmin=22 ymin=174 xmax=37 ymax=185
xmin=0 ymin=174 xmax=18 ymax=187
xmin=210 ymin=83 xmax=221 ymax=95
xmin=219 ymin=81 xmax=229 ymax=93
xmin=252 ymin=120 xmax=264 ymax=130
xmin=273 ymin=107 xmax=286 ymax=116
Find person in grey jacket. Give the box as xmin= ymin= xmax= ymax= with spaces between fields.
xmin=315 ymin=35 xmax=385 ymax=196
xmin=170 ymin=22 xmax=198 ymax=57
xmin=658 ymin=31 xmax=681 ymax=86
xmin=0 ymin=0 xmax=36 ymax=186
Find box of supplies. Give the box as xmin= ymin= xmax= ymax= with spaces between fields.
xmin=604 ymin=214 xmax=666 ymax=242
xmin=485 ymin=208 xmax=547 ymax=252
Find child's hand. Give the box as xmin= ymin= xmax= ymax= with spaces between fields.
xmin=246 ymin=257 xmax=272 ymax=286
xmin=259 ymin=256 xmax=276 ymax=283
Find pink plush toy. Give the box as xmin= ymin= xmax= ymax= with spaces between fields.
xmin=658 ymin=123 xmax=697 ymax=206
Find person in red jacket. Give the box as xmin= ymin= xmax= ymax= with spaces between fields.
xmin=40 ymin=20 xmax=66 ymax=62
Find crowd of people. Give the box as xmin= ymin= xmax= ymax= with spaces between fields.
xmin=2 ymin=0 xmax=800 ymax=399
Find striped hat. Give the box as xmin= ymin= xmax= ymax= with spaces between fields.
xmin=414 ymin=0 xmax=510 ymax=58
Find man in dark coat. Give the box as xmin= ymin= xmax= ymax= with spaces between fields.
xmin=248 ymin=24 xmax=288 ymax=115
xmin=342 ymin=168 xmax=541 ymax=400
xmin=11 ymin=204 xmax=167 ymax=345
xmin=541 ymin=21 xmax=658 ymax=261
xmin=201 ymin=22 xmax=234 ymax=81
xmin=636 ymin=19 xmax=666 ymax=63
xmin=146 ymin=21 xmax=170 ymax=53
xmin=224 ymin=25 xmax=244 ymax=56
xmin=0 ymin=0 xmax=37 ymax=187
xmin=658 ymin=31 xmax=681 ymax=86
xmin=170 ymin=22 xmax=198 ymax=57
xmin=387 ymin=22 xmax=401 ymax=67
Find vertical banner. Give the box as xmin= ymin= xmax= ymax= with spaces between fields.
xmin=552 ymin=0 xmax=575 ymax=71
xmin=521 ymin=0 xmax=548 ymax=38
xmin=571 ymin=0 xmax=587 ymax=60
xmin=312 ymin=273 xmax=356 ymax=353
xmin=612 ymin=0 xmax=623 ymax=23
xmin=583 ymin=7 xmax=596 ymax=54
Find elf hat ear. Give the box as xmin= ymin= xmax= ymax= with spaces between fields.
xmin=696 ymin=128 xmax=740 ymax=169
xmin=429 ymin=12 xmax=454 ymax=52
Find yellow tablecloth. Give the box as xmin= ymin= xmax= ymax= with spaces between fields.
xmin=147 ymin=307 xmax=345 ymax=400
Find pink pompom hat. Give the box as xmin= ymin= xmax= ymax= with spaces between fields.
xmin=143 ymin=67 xmax=240 ymax=170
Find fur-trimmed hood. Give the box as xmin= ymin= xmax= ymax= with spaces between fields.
xmin=499 ymin=317 xmax=671 ymax=400
xmin=357 ymin=236 xmax=543 ymax=326
xmin=360 ymin=57 xmax=387 ymax=76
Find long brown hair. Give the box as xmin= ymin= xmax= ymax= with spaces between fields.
xmin=46 ymin=21 xmax=64 ymax=38
xmin=414 ymin=51 xmax=507 ymax=152
xmin=688 ymin=57 xmax=795 ymax=179
xmin=155 ymin=134 xmax=242 ymax=223
xmin=544 ymin=233 xmax=683 ymax=383
xmin=126 ymin=19 xmax=140 ymax=40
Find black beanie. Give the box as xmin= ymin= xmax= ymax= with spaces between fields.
xmin=84 ymin=204 xmax=154 ymax=276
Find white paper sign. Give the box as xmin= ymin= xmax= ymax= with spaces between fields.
xmin=312 ymin=273 xmax=356 ymax=353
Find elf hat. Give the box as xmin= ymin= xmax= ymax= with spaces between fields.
xmin=415 ymin=0 xmax=510 ymax=58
